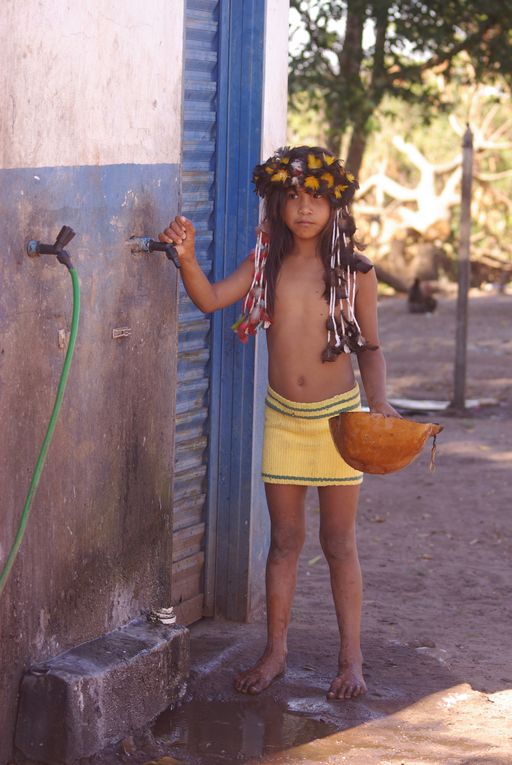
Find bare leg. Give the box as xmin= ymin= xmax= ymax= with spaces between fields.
xmin=318 ymin=484 xmax=367 ymax=700
xmin=235 ymin=483 xmax=307 ymax=694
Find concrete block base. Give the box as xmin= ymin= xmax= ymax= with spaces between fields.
xmin=15 ymin=618 xmax=189 ymax=764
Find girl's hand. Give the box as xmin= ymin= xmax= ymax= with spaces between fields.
xmin=159 ymin=216 xmax=196 ymax=264
xmin=369 ymin=401 xmax=402 ymax=418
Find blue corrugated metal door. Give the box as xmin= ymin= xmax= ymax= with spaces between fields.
xmin=172 ymin=0 xmax=218 ymax=625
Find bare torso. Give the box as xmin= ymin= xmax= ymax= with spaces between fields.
xmin=267 ymin=252 xmax=356 ymax=402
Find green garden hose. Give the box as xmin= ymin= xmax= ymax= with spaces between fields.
xmin=0 ymin=267 xmax=80 ymax=597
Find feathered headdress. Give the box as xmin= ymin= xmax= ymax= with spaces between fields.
xmin=233 ymin=146 xmax=376 ymax=359
xmin=252 ymin=145 xmax=359 ymax=208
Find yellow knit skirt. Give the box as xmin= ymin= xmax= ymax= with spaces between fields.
xmin=262 ymin=384 xmax=363 ymax=486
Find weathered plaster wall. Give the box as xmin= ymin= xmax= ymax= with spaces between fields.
xmin=1 ymin=0 xmax=182 ymax=168
xmin=0 ymin=1 xmax=184 ymax=759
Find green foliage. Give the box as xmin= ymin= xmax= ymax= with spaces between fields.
xmin=287 ymin=91 xmax=329 ymax=147
xmin=355 ymin=81 xmax=512 ymax=270
xmin=289 ymin=0 xmax=512 ymax=171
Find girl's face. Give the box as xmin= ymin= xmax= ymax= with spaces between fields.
xmin=282 ymin=187 xmax=331 ymax=241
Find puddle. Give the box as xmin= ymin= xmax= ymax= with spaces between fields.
xmin=152 ymin=697 xmax=338 ymax=763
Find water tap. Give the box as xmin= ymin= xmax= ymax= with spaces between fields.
xmin=128 ymin=236 xmax=180 ymax=269
xmin=27 ymin=226 xmax=76 ymax=269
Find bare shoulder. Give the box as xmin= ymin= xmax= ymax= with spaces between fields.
xmin=237 ymin=252 xmax=256 ymax=278
xmin=237 ymin=251 xmax=256 ymax=268
xmin=355 ymin=256 xmax=377 ymax=291
xmin=356 ymin=253 xmax=374 ymax=271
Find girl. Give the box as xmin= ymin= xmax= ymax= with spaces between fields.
xmin=159 ymin=146 xmax=398 ymax=700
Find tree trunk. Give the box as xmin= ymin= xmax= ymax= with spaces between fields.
xmin=338 ymin=0 xmax=365 ymax=80
xmin=346 ymin=123 xmax=368 ymax=176
xmin=328 ymin=1 xmax=366 ymax=152
xmin=344 ymin=3 xmax=389 ymax=176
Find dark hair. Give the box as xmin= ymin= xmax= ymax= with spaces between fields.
xmin=263 ymin=188 xmax=364 ymax=317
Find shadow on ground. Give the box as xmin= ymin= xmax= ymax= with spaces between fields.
xmin=88 ymin=613 xmax=512 ymax=764
xmin=89 ymin=293 xmax=512 ymax=765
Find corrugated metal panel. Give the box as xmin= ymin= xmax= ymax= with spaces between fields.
xmin=207 ymin=0 xmax=266 ymax=619
xmin=172 ymin=0 xmax=219 ymax=626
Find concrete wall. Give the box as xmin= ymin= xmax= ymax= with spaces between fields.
xmin=0 ymin=2 xmax=184 ymax=760
xmin=1 ymin=0 xmax=183 ymax=168
xmin=248 ymin=0 xmax=289 ymax=618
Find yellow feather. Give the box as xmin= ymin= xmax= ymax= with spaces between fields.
xmin=307 ymin=154 xmax=323 ymax=169
xmin=271 ymin=169 xmax=289 ymax=183
xmin=334 ymin=183 xmax=348 ymax=198
xmin=304 ymin=176 xmax=320 ymax=190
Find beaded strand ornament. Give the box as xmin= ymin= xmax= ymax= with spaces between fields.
xmin=321 ymin=210 xmax=376 ymax=362
xmin=232 ymin=231 xmax=271 ymax=343
xmin=232 ymin=146 xmax=377 ymax=359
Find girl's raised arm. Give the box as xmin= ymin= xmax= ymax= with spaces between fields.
xmin=159 ymin=216 xmax=254 ymax=313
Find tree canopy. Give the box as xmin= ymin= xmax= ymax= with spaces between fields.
xmin=289 ymin=0 xmax=512 ymax=174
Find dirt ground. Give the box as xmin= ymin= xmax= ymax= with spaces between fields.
xmin=93 ymin=290 xmax=512 ymax=765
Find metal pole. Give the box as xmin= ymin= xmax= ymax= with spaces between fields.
xmin=451 ymin=125 xmax=473 ymax=411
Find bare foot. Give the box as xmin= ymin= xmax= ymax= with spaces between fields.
xmin=327 ymin=660 xmax=367 ymax=700
xmin=234 ymin=652 xmax=286 ymax=695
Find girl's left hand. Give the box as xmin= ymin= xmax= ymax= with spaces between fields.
xmin=370 ymin=401 xmax=402 ymax=418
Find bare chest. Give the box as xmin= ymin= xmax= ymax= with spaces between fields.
xmin=274 ymin=260 xmax=327 ymax=320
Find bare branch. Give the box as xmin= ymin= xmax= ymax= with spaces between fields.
xmin=393 ymin=136 xmax=432 ymax=173
xmin=476 ymin=139 xmax=512 ymax=151
xmin=391 ymin=21 xmax=497 ymax=83
xmin=491 ymin=189 xmax=512 ymax=211
xmin=488 ymin=116 xmax=512 ymax=143
xmin=451 ymin=113 xmax=512 ymax=152
xmin=449 ymin=114 xmax=465 ymax=137
xmin=433 ymin=157 xmax=463 ymax=174
xmin=475 ymin=169 xmax=512 ymax=181
xmin=440 ymin=167 xmax=463 ymax=206
xmin=357 ymin=173 xmax=418 ymax=202
xmin=481 ymin=103 xmax=502 ymax=136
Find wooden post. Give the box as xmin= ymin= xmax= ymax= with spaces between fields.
xmin=451 ymin=125 xmax=473 ymax=411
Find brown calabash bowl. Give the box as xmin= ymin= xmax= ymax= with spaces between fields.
xmin=329 ymin=412 xmax=443 ymax=475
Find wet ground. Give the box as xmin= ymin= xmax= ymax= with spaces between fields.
xmin=152 ymin=697 xmax=339 ymax=762
xmin=91 ymin=291 xmax=512 ymax=765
